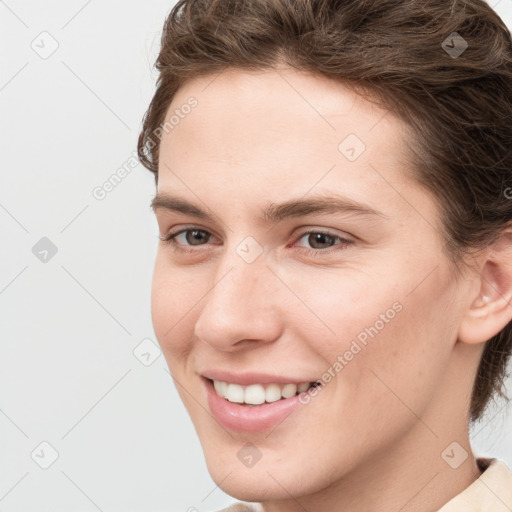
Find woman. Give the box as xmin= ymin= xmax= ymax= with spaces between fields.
xmin=138 ymin=0 xmax=512 ymax=510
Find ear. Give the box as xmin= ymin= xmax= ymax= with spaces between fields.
xmin=458 ymin=228 xmax=512 ymax=345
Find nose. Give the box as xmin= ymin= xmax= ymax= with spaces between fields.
xmin=193 ymin=245 xmax=283 ymax=351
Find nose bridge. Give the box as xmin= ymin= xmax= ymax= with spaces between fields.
xmin=209 ymin=234 xmax=270 ymax=307
xmin=194 ymin=239 xmax=281 ymax=348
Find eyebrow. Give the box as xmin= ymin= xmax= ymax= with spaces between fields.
xmin=150 ymin=192 xmax=388 ymax=223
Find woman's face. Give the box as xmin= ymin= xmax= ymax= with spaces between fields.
xmin=151 ymin=67 xmax=477 ymax=502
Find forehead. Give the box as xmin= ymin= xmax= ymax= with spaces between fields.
xmin=156 ymin=66 xmax=422 ymax=222
xmin=162 ymin=66 xmax=396 ymax=154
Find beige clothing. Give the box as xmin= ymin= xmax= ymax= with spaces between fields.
xmin=217 ymin=457 xmax=512 ymax=512
xmin=438 ymin=457 xmax=512 ymax=511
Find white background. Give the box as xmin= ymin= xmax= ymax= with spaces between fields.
xmin=1 ymin=1 xmax=512 ymax=511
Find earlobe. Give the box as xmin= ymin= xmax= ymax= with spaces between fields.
xmin=457 ymin=231 xmax=512 ymax=346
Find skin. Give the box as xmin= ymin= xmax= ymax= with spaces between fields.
xmin=150 ymin=66 xmax=512 ymax=512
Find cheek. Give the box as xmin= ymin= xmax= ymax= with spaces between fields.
xmin=150 ymin=255 xmax=197 ymax=363
xmin=284 ymin=264 xmax=404 ymax=355
xmin=294 ymin=259 xmax=456 ymax=399
xmin=339 ymin=266 xmax=458 ymax=422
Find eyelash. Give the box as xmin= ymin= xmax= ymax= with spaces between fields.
xmin=158 ymin=227 xmax=353 ymax=256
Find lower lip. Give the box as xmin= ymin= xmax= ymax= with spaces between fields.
xmin=204 ymin=378 xmax=304 ymax=433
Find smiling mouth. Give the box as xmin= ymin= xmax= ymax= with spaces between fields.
xmin=208 ymin=378 xmax=321 ymax=406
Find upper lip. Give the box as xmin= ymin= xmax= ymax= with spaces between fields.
xmin=201 ymin=370 xmax=316 ymax=386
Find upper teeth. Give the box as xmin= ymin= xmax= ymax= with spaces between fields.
xmin=213 ymin=380 xmax=311 ymax=404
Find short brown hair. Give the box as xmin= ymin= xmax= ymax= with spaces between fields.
xmin=137 ymin=0 xmax=512 ymax=424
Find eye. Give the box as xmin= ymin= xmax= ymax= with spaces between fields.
xmin=159 ymin=227 xmax=215 ymax=252
xmin=159 ymin=227 xmax=353 ymax=256
xmin=293 ymin=230 xmax=353 ymax=255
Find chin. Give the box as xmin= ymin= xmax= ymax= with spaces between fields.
xmin=203 ymin=448 xmax=322 ymax=503
xmin=208 ymin=470 xmax=295 ymax=503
